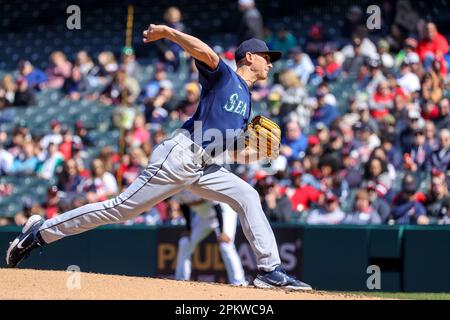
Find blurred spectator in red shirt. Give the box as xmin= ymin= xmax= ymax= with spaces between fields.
xmin=306 ymin=134 xmax=323 ymax=158
xmin=130 ymin=114 xmax=150 ymax=148
xmin=421 ymin=100 xmax=440 ymax=121
xmin=416 ymin=22 xmax=448 ymax=65
xmin=58 ymin=127 xmax=82 ymax=160
xmin=43 ymin=186 xmax=60 ymax=219
xmin=120 ymin=147 xmax=147 ymax=188
xmin=289 ymin=170 xmax=322 ymax=213
xmin=305 ymin=23 xmax=331 ymax=59
xmin=370 ymin=80 xmax=395 ymax=119
xmin=314 ymin=48 xmax=342 ymax=83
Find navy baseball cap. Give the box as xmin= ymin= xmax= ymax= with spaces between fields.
xmin=235 ymin=38 xmax=282 ymax=63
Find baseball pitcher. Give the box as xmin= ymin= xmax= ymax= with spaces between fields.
xmin=6 ymin=24 xmax=312 ymax=290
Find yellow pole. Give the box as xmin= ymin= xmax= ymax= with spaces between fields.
xmin=125 ymin=5 xmax=134 ymax=48
xmin=117 ymin=5 xmax=134 ymax=189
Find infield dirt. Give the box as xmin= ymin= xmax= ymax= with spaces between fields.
xmin=0 ymin=269 xmax=386 ymax=300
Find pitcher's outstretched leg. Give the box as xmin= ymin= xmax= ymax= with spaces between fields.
xmin=189 ymin=165 xmax=312 ymax=290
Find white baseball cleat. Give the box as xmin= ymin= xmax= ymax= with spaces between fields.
xmin=6 ymin=215 xmax=45 ymax=268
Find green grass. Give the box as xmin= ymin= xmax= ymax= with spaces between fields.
xmin=344 ymin=292 xmax=450 ymax=300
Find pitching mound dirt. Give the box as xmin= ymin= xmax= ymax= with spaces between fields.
xmin=0 ymin=269 xmax=379 ymax=300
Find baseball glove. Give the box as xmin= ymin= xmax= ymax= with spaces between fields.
xmin=245 ymin=115 xmax=281 ymax=160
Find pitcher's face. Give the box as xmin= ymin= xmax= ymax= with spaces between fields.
xmin=249 ymin=53 xmax=273 ymax=80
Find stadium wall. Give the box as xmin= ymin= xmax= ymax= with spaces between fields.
xmin=0 ymin=224 xmax=449 ymax=292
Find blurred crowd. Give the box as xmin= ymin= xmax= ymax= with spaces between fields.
xmin=1 ymin=0 xmax=450 ymax=227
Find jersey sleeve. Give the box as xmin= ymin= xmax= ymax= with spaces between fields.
xmin=195 ymin=58 xmax=230 ymax=91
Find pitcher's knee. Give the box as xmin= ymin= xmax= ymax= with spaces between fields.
xmin=227 ymin=186 xmax=260 ymax=214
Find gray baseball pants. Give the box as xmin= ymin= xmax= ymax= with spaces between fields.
xmin=38 ymin=131 xmax=281 ymax=271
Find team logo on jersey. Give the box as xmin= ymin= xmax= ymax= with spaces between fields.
xmin=223 ymin=93 xmax=247 ymax=117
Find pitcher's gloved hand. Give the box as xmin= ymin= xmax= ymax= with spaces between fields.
xmin=245 ymin=115 xmax=281 ymax=161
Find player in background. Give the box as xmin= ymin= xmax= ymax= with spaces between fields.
xmin=175 ymin=191 xmax=248 ymax=286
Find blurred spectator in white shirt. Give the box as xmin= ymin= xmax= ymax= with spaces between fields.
xmin=376 ymin=39 xmax=394 ymax=69
xmin=306 ymin=193 xmax=345 ymax=225
xmin=343 ymin=189 xmax=382 ymax=224
xmin=285 ymin=47 xmax=314 ymax=85
xmin=397 ymin=59 xmax=421 ymax=94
